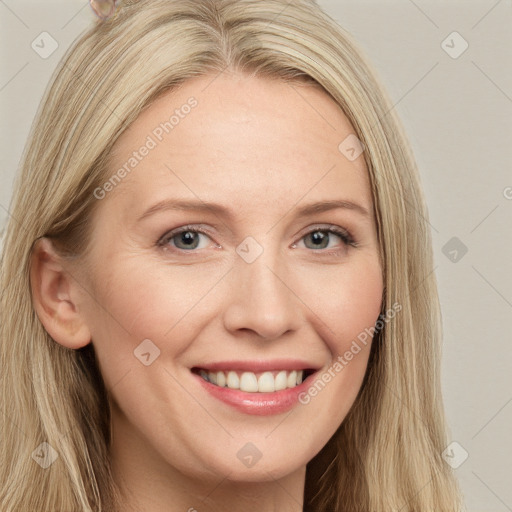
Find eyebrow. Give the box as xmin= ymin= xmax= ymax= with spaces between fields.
xmin=137 ymin=198 xmax=370 ymax=222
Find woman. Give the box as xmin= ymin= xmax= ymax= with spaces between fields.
xmin=0 ymin=0 xmax=465 ymax=510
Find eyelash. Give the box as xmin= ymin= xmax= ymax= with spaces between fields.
xmin=157 ymin=224 xmax=358 ymax=256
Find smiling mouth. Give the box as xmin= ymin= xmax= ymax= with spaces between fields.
xmin=191 ymin=368 xmax=316 ymax=393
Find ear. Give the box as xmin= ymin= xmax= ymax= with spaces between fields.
xmin=30 ymin=237 xmax=91 ymax=349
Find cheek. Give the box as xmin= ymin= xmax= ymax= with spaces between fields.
xmin=298 ymin=255 xmax=384 ymax=357
xmin=295 ymin=257 xmax=383 ymax=426
xmin=85 ymin=257 xmax=224 ymax=359
xmin=86 ymin=246 xmax=382 ymax=395
xmin=89 ymin=258 xmax=217 ymax=340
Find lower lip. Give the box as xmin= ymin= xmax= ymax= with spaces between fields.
xmin=192 ymin=371 xmax=315 ymax=416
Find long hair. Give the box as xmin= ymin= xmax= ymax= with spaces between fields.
xmin=0 ymin=0 xmax=465 ymax=510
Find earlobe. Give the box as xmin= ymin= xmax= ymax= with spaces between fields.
xmin=30 ymin=237 xmax=91 ymax=350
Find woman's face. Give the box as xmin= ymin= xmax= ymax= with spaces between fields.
xmin=77 ymin=73 xmax=383 ymax=486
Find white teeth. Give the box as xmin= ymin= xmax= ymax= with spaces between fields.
xmin=216 ymin=371 xmax=226 ymax=387
xmin=239 ymin=372 xmax=259 ymax=392
xmin=274 ymin=370 xmax=288 ymax=391
xmin=258 ymin=372 xmax=275 ymax=393
xmin=198 ymin=369 xmax=310 ymax=393
xmin=226 ymin=371 xmax=239 ymax=389
xmin=287 ymin=370 xmax=297 ymax=388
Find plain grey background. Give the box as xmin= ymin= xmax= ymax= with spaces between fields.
xmin=0 ymin=1 xmax=511 ymax=511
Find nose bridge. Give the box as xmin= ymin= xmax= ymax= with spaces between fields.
xmin=223 ymin=236 xmax=300 ymax=339
xmin=241 ymin=243 xmax=283 ymax=296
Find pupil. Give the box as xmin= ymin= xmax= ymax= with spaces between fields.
xmin=180 ymin=232 xmax=197 ymax=247
xmin=312 ymin=231 xmax=326 ymax=247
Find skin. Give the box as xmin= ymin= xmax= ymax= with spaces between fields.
xmin=31 ymin=72 xmax=383 ymax=512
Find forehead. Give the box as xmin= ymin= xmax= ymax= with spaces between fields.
xmin=102 ymin=72 xmax=373 ymax=218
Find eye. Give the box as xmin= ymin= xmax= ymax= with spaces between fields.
xmin=295 ymin=226 xmax=357 ymax=252
xmin=157 ymin=225 xmax=215 ymax=251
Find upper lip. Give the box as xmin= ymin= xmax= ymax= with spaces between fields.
xmin=191 ymin=359 xmax=322 ymax=372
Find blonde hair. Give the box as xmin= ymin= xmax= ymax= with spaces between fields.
xmin=0 ymin=0 xmax=465 ymax=510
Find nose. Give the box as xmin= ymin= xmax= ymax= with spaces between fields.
xmin=222 ymin=244 xmax=302 ymax=340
